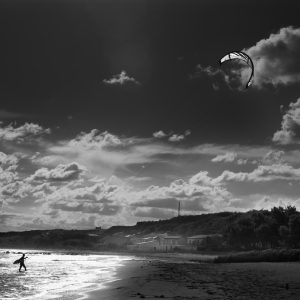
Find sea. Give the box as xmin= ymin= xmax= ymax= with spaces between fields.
xmin=0 ymin=249 xmax=133 ymax=300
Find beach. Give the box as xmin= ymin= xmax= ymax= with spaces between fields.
xmin=87 ymin=256 xmax=300 ymax=300
xmin=2 ymin=250 xmax=300 ymax=299
xmin=0 ymin=249 xmax=134 ymax=300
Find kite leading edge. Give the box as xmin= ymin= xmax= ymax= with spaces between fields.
xmin=219 ymin=51 xmax=254 ymax=89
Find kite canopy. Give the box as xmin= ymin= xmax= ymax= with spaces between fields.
xmin=219 ymin=51 xmax=254 ymax=88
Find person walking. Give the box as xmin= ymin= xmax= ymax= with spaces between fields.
xmin=18 ymin=253 xmax=28 ymax=272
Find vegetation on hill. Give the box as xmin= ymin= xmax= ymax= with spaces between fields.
xmin=0 ymin=206 xmax=299 ymax=252
xmin=103 ymin=211 xmax=237 ymax=237
xmin=223 ymin=206 xmax=300 ymax=249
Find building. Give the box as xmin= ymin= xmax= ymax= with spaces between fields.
xmin=127 ymin=234 xmax=185 ymax=252
xmin=156 ymin=234 xmax=186 ymax=251
xmin=187 ymin=234 xmax=223 ymax=249
xmin=127 ymin=235 xmax=159 ymax=252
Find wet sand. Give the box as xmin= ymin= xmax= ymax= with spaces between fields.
xmin=85 ymin=257 xmax=300 ymax=300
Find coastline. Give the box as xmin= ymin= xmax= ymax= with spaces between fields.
xmin=83 ymin=257 xmax=300 ymax=300
xmin=3 ymin=248 xmax=300 ymax=299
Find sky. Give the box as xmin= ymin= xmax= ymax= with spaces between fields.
xmin=1 ymin=0 xmax=300 ymax=231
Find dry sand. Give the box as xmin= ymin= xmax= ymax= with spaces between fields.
xmin=85 ymin=256 xmax=300 ymax=300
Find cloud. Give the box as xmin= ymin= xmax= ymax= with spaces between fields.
xmin=50 ymin=202 xmax=120 ymax=216
xmin=44 ymin=130 xmax=155 ymax=177
xmin=0 ymin=152 xmax=20 ymax=195
xmin=0 ymin=122 xmax=50 ymax=142
xmin=191 ymin=64 xmax=231 ymax=89
xmin=28 ymin=162 xmax=86 ymax=182
xmin=189 ymin=171 xmax=217 ymax=186
xmin=153 ymin=130 xmax=167 ymax=138
xmin=194 ymin=27 xmax=300 ymax=90
xmin=0 ymin=213 xmax=17 ymax=225
xmin=133 ymin=207 xmax=176 ymax=219
xmin=217 ymin=163 xmax=300 ymax=183
xmin=211 ymin=152 xmax=251 ymax=165
xmin=262 ymin=150 xmax=285 ymax=164
xmin=168 ymin=134 xmax=185 ymax=142
xmin=0 ymin=152 xmax=19 ymax=170
xmin=68 ymin=129 xmax=124 ymax=149
xmin=168 ymin=130 xmax=191 ymax=142
xmin=244 ymin=26 xmax=300 ymax=88
xmin=255 ymin=195 xmax=300 ymax=211
xmin=103 ymin=70 xmax=140 ymax=86
xmin=131 ymin=173 xmax=231 ymax=214
xmin=272 ymin=98 xmax=300 ymax=145
xmin=211 ymin=152 xmax=237 ymax=163
xmin=153 ymin=130 xmax=191 ymax=142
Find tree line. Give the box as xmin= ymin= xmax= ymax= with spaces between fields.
xmin=224 ymin=206 xmax=300 ymax=249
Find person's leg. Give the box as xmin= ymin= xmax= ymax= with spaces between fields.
xmin=19 ymin=263 xmax=25 ymax=271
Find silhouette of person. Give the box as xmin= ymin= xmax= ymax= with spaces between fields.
xmin=18 ymin=254 xmax=27 ymax=272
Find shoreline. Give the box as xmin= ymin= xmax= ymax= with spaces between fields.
xmin=83 ymin=258 xmax=300 ymax=300
xmin=2 ymin=248 xmax=300 ymax=299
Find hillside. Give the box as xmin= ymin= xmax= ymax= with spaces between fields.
xmin=0 ymin=212 xmax=238 ymax=250
xmin=103 ymin=211 xmax=239 ymax=237
xmin=1 ymin=207 xmax=299 ymax=251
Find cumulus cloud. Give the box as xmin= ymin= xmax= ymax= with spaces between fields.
xmin=168 ymin=134 xmax=185 ymax=142
xmin=153 ymin=130 xmax=191 ymax=142
xmin=0 ymin=152 xmax=20 ymax=196
xmin=217 ymin=163 xmax=300 ymax=183
xmin=194 ymin=27 xmax=300 ymax=90
xmin=69 ymin=129 xmax=124 ymax=149
xmin=244 ymin=26 xmax=300 ymax=88
xmin=43 ymin=130 xmax=155 ymax=177
xmin=211 ymin=152 xmax=237 ymax=163
xmin=131 ymin=173 xmax=231 ymax=214
xmin=168 ymin=130 xmax=191 ymax=142
xmin=29 ymin=162 xmax=86 ymax=182
xmin=0 ymin=152 xmax=19 ymax=170
xmin=153 ymin=130 xmax=167 ymax=138
xmin=272 ymin=98 xmax=300 ymax=145
xmin=103 ymin=70 xmax=140 ymax=86
xmin=211 ymin=152 xmax=251 ymax=165
xmin=255 ymin=195 xmax=300 ymax=211
xmin=262 ymin=150 xmax=285 ymax=164
xmin=0 ymin=122 xmax=50 ymax=142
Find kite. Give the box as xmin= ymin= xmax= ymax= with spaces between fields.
xmin=219 ymin=51 xmax=254 ymax=88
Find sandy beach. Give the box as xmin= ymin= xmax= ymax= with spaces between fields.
xmin=85 ymin=256 xmax=300 ymax=300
